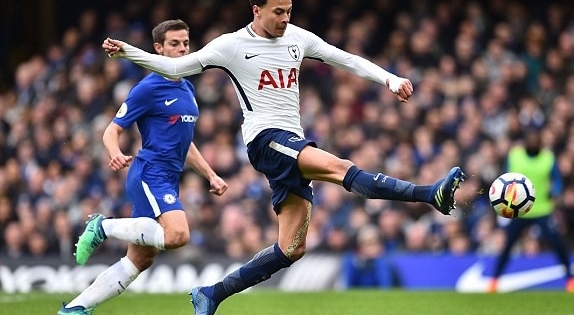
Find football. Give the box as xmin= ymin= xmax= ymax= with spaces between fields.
xmin=488 ymin=172 xmax=536 ymax=218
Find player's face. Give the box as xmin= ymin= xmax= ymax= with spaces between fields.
xmin=254 ymin=0 xmax=292 ymax=38
xmin=154 ymin=29 xmax=190 ymax=57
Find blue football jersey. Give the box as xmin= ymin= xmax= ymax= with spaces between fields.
xmin=113 ymin=73 xmax=199 ymax=171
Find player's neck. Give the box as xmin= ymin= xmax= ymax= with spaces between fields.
xmin=250 ymin=22 xmax=274 ymax=39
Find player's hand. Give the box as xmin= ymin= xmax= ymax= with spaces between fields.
xmin=386 ymin=77 xmax=413 ymax=103
xmin=108 ymin=154 xmax=133 ymax=171
xmin=102 ymin=38 xmax=126 ymax=57
xmin=209 ymin=176 xmax=228 ymax=196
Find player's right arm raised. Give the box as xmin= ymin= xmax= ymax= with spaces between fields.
xmin=102 ymin=38 xmax=203 ymax=79
xmin=301 ymin=32 xmax=413 ymax=102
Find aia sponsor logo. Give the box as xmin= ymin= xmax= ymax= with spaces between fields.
xmin=258 ymin=68 xmax=298 ymax=90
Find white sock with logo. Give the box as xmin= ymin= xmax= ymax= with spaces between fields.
xmin=67 ymin=256 xmax=140 ymax=309
xmin=101 ymin=217 xmax=165 ymax=250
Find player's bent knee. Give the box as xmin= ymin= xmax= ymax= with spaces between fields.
xmin=127 ymin=251 xmax=157 ymax=271
xmin=164 ymin=228 xmax=190 ymax=249
xmin=132 ymin=255 xmax=155 ymax=271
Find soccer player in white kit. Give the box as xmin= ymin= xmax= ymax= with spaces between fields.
xmin=103 ymin=1 xmax=466 ymax=314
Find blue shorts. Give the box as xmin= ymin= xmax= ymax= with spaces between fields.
xmin=125 ymin=157 xmax=184 ymax=218
xmin=247 ymin=128 xmax=315 ymax=213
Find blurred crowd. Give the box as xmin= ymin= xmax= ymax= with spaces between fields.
xmin=1 ymin=0 xmax=574 ymax=263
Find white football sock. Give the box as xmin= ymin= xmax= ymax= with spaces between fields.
xmin=67 ymin=256 xmax=140 ymax=308
xmin=102 ymin=217 xmax=165 ymax=250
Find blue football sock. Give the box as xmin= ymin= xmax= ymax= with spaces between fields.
xmin=342 ymin=165 xmax=433 ymax=202
xmin=211 ymin=243 xmax=292 ymax=303
xmin=413 ymin=185 xmax=436 ymax=203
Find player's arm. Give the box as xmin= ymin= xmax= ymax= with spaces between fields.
xmin=103 ymin=122 xmax=133 ymax=171
xmin=185 ymin=143 xmax=228 ymax=196
xmin=305 ymin=34 xmax=413 ymax=102
xmin=103 ymin=36 xmax=235 ymax=80
xmin=103 ymin=38 xmax=203 ymax=79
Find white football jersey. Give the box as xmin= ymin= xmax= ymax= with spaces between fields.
xmin=122 ymin=23 xmax=399 ymax=144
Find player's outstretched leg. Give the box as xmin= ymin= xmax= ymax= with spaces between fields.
xmin=75 ymin=213 xmax=107 ymax=265
xmin=190 ymin=287 xmax=219 ymax=315
xmin=57 ymin=303 xmax=95 ymax=315
xmin=342 ymin=165 xmax=466 ymax=215
xmin=429 ymin=167 xmax=466 ymax=215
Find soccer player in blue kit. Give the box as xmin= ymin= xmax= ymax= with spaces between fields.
xmin=103 ymin=1 xmax=466 ymax=314
xmin=58 ymin=20 xmax=228 ymax=315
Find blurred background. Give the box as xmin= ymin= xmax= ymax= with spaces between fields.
xmin=1 ymin=0 xmax=574 ymax=292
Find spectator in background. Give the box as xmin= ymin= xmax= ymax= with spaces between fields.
xmin=341 ymin=224 xmax=396 ymax=289
xmin=27 ymin=230 xmax=50 ymax=258
xmin=488 ymin=129 xmax=574 ymax=293
xmin=377 ymin=209 xmax=406 ymax=253
xmin=403 ymin=221 xmax=432 ymax=252
xmin=53 ymin=210 xmax=75 ymax=260
xmin=0 ymin=196 xmax=15 ymax=245
xmin=2 ymin=222 xmax=25 ymax=259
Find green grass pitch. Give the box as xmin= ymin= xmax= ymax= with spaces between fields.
xmin=2 ymin=290 xmax=573 ymax=315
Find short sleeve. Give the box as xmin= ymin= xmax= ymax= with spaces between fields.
xmin=112 ymin=82 xmax=151 ymax=129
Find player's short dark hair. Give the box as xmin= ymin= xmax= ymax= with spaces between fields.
xmin=152 ymin=19 xmax=189 ymax=45
xmin=249 ymin=0 xmax=267 ymax=7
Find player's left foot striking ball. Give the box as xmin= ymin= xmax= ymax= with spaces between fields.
xmin=190 ymin=286 xmax=219 ymax=315
xmin=75 ymin=213 xmax=107 ymax=265
xmin=430 ymin=167 xmax=466 ymax=215
xmin=57 ymin=303 xmax=95 ymax=315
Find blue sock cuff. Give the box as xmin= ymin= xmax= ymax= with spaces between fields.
xmin=273 ymin=243 xmax=294 ymax=267
xmin=343 ymin=165 xmax=361 ymax=191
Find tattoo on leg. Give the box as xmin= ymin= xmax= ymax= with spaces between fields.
xmin=285 ymin=203 xmax=312 ymax=259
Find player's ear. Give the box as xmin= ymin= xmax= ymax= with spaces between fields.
xmin=253 ymin=5 xmax=261 ymax=17
xmin=153 ymin=42 xmax=163 ymax=55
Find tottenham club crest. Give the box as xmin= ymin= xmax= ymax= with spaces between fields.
xmin=163 ymin=194 xmax=176 ymax=204
xmin=288 ymin=45 xmax=300 ymax=61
